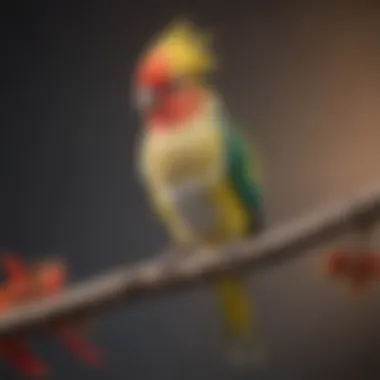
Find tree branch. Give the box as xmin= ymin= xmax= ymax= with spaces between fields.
xmin=0 ymin=186 xmax=380 ymax=338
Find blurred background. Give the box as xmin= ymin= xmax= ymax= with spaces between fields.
xmin=1 ymin=1 xmax=380 ymax=379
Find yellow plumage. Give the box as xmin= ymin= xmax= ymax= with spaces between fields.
xmin=142 ymin=139 xmax=254 ymax=338
xmin=139 ymin=96 xmax=223 ymax=244
xmin=140 ymin=18 xmax=216 ymax=78
xmin=139 ymin=96 xmax=255 ymax=340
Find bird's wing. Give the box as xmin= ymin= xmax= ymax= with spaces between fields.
xmin=219 ymin=117 xmax=265 ymax=232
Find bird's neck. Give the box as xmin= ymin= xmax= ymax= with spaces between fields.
xmin=146 ymin=86 xmax=209 ymax=132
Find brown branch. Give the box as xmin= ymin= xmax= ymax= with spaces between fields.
xmin=0 ymin=186 xmax=380 ymax=338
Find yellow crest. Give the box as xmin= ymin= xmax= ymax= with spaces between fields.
xmin=144 ymin=18 xmax=216 ymax=77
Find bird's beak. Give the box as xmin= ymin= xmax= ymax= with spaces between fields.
xmin=134 ymin=86 xmax=157 ymax=113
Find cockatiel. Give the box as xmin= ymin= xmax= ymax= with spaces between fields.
xmin=133 ymin=19 xmax=265 ymax=366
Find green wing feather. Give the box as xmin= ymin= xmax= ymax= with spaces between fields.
xmin=219 ymin=117 xmax=265 ymax=233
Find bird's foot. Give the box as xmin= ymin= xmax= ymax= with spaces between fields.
xmin=161 ymin=243 xmax=198 ymax=267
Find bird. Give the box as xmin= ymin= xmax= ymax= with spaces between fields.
xmin=133 ymin=18 xmax=266 ymax=367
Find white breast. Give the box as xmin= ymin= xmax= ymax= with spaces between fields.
xmin=168 ymin=181 xmax=219 ymax=236
xmin=138 ymin=94 xmax=226 ymax=189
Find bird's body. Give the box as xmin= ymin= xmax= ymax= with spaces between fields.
xmin=138 ymin=89 xmax=264 ymax=346
xmin=139 ymin=92 xmax=262 ymax=246
xmin=134 ymin=19 xmax=265 ymax=365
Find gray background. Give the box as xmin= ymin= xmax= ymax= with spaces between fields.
xmin=1 ymin=1 xmax=380 ymax=379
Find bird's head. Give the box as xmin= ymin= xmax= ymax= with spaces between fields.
xmin=133 ymin=19 xmax=216 ymax=130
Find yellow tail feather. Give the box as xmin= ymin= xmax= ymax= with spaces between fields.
xmin=212 ymin=274 xmax=254 ymax=339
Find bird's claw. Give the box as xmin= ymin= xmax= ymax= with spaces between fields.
xmin=161 ymin=244 xmax=197 ymax=268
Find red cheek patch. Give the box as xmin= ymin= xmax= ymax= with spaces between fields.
xmin=150 ymin=88 xmax=204 ymax=128
xmin=137 ymin=53 xmax=170 ymax=88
